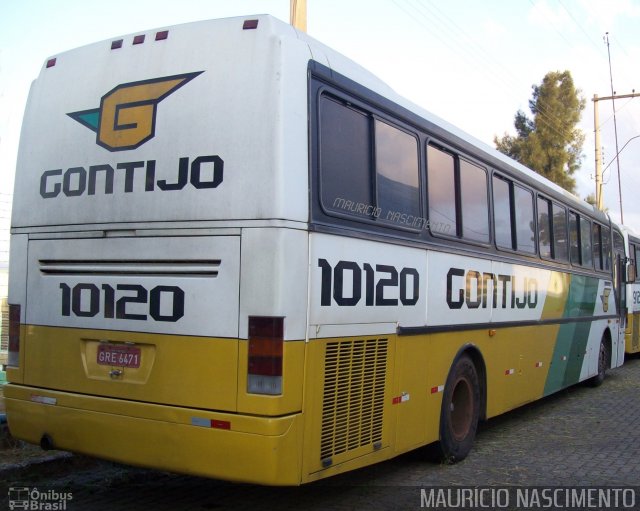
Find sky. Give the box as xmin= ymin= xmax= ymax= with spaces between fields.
xmin=1 ymin=0 xmax=640 ymax=266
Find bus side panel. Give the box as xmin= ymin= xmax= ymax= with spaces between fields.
xmin=304 ymin=232 xmax=426 ymax=479
xmin=626 ymin=281 xmax=640 ymax=354
xmin=236 ymin=227 xmax=309 ymax=416
xmin=6 ymin=234 xmax=28 ymax=383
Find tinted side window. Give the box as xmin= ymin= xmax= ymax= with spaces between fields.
xmin=569 ymin=213 xmax=580 ymax=264
xmin=460 ymin=160 xmax=489 ymax=243
xmin=614 ymin=231 xmax=625 ymax=254
xmin=375 ymin=120 xmax=420 ymax=225
xmin=320 ymin=96 xmax=372 ymax=217
xmin=493 ymin=176 xmax=513 ymax=250
xmin=552 ymin=204 xmax=568 ymax=261
xmin=319 ymin=95 xmax=422 ymax=230
xmin=538 ymin=198 xmax=552 ymax=258
xmin=602 ymin=227 xmax=611 ymax=272
xmin=593 ymin=224 xmax=603 ymax=270
xmin=581 ymin=218 xmax=593 ymax=267
xmin=514 ymin=184 xmax=535 ymax=254
xmin=427 ymin=145 xmax=456 ymax=236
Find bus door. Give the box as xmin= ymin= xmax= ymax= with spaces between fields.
xmin=626 ymin=242 xmax=639 ymax=353
xmin=613 ymin=230 xmax=627 ymax=362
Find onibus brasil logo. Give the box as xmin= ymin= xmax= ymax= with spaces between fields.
xmin=68 ymin=71 xmax=203 ymax=152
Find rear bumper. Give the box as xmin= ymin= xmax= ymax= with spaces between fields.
xmin=4 ymin=384 xmax=303 ymax=485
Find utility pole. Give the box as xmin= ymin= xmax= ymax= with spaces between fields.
xmin=593 ymin=94 xmax=603 ymax=211
xmin=604 ymin=33 xmax=623 ymax=223
xmin=592 ymin=91 xmax=640 ymax=219
xmin=290 ymin=0 xmax=307 ymax=32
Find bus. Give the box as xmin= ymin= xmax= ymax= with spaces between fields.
xmin=5 ymin=15 xmax=632 ymax=485
xmin=622 ymin=227 xmax=640 ymax=354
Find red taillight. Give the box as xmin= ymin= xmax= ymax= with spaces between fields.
xmin=247 ymin=316 xmax=283 ymax=395
xmin=8 ymin=304 xmax=21 ymax=367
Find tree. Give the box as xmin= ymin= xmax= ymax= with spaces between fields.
xmin=584 ymin=193 xmax=608 ymax=212
xmin=495 ymin=71 xmax=585 ymax=194
xmin=584 ymin=193 xmax=597 ymax=207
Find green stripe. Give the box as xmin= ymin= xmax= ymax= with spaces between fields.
xmin=543 ymin=275 xmax=599 ymax=396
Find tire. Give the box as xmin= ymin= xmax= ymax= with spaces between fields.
xmin=588 ymin=337 xmax=610 ymax=387
xmin=436 ymin=354 xmax=480 ymax=463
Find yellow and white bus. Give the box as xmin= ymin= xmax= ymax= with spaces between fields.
xmin=622 ymin=227 xmax=640 ymax=354
xmin=5 ymin=15 xmax=632 ymax=485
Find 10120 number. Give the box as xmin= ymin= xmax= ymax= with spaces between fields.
xmin=318 ymin=259 xmax=419 ymax=307
xmin=59 ymin=283 xmax=184 ymax=322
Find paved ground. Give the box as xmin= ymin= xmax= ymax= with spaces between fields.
xmin=1 ymin=355 xmax=639 ymax=510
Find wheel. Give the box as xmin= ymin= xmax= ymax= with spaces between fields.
xmin=588 ymin=337 xmax=610 ymax=387
xmin=436 ymin=354 xmax=480 ymax=463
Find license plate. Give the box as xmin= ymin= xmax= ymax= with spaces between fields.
xmin=97 ymin=344 xmax=141 ymax=368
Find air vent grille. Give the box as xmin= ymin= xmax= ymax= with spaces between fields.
xmin=320 ymin=338 xmax=388 ymax=464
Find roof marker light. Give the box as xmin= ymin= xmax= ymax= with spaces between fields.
xmin=111 ymin=39 xmax=123 ymax=50
xmin=243 ymin=19 xmax=259 ymax=30
xmin=133 ymin=35 xmax=145 ymax=45
xmin=155 ymin=30 xmax=169 ymax=41
xmin=46 ymin=58 xmax=56 ymax=68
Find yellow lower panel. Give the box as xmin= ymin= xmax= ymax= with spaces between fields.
xmin=625 ymin=312 xmax=640 ymax=354
xmin=21 ymin=325 xmax=239 ymax=411
xmin=4 ymin=384 xmax=303 ymax=486
xmin=423 ymin=325 xmax=559 ymax=419
xmin=299 ymin=326 xmax=561 ymax=482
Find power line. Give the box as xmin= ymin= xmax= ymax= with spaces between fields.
xmin=557 ymin=0 xmax=605 ymax=54
xmin=604 ymin=33 xmax=624 ymax=223
xmin=392 ymin=0 xmax=575 ymax=145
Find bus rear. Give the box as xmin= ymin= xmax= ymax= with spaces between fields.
xmin=5 ymin=16 xmax=311 ymax=485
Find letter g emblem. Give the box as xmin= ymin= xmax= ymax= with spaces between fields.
xmin=68 ymin=72 xmax=203 ymax=152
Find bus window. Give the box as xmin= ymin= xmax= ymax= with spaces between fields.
xmin=514 ymin=184 xmax=535 ymax=254
xmin=569 ymin=212 xmax=580 ymax=264
xmin=581 ymin=218 xmax=593 ymax=267
xmin=460 ymin=160 xmax=489 ymax=243
xmin=552 ymin=203 xmax=568 ymax=261
xmin=537 ymin=197 xmax=552 ymax=259
xmin=593 ymin=224 xmax=603 ymax=270
xmin=493 ymin=175 xmax=513 ymax=250
xmin=427 ymin=144 xmax=456 ymax=236
xmin=602 ymin=226 xmax=611 ymax=272
xmin=375 ymin=120 xmax=420 ymax=224
xmin=614 ymin=230 xmax=625 ymax=254
xmin=320 ymin=96 xmax=373 ymax=218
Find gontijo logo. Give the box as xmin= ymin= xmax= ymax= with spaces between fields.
xmin=68 ymin=72 xmax=203 ymax=151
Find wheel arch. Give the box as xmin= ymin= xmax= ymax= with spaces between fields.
xmin=448 ymin=343 xmax=488 ymax=421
